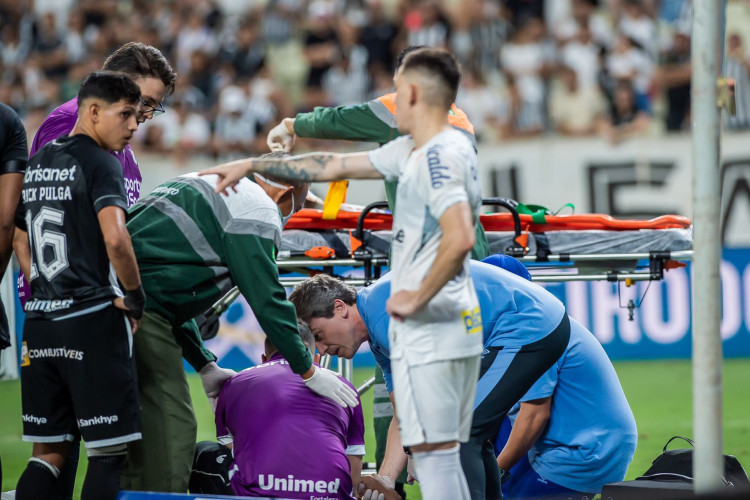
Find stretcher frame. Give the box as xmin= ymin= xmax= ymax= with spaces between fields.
xmin=209 ymin=198 xmax=693 ymax=386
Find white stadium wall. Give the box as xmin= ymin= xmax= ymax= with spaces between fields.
xmin=138 ymin=131 xmax=750 ymax=246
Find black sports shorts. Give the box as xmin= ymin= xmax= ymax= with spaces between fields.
xmin=20 ymin=304 xmax=141 ymax=447
xmin=189 ymin=441 xmax=234 ymax=495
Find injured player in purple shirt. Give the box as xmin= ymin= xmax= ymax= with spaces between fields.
xmin=190 ymin=323 xmax=366 ymax=499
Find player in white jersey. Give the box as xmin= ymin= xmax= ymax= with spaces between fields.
xmin=202 ymin=48 xmax=482 ymax=499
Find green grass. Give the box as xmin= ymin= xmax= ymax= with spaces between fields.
xmin=1 ymin=359 xmax=749 ymax=497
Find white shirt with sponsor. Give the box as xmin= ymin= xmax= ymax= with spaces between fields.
xmin=368 ymin=128 xmax=483 ymax=365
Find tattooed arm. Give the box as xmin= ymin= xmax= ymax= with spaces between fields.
xmin=200 ymin=151 xmax=382 ymax=194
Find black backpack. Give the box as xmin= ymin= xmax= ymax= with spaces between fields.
xmin=637 ymin=436 xmax=750 ymax=490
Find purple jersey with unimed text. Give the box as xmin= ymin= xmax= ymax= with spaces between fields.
xmin=215 ymin=353 xmax=365 ymax=500
xmin=18 ymin=97 xmax=143 ymax=305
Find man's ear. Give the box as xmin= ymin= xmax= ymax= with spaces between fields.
xmin=333 ymin=298 xmax=349 ymax=318
xmin=313 ymin=353 xmax=321 ymax=364
xmin=89 ymin=102 xmax=101 ymax=124
xmin=270 ymin=185 xmax=294 ymax=205
xmin=261 ymin=353 xmax=268 ymax=363
xmin=409 ymin=84 xmax=418 ymax=107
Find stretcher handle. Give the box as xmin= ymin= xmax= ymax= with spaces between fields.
xmin=482 ymin=198 xmax=522 ymax=239
xmin=355 ymin=201 xmax=391 ymax=243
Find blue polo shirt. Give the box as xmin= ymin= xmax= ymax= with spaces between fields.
xmin=500 ymin=317 xmax=638 ymax=493
xmin=357 ymin=260 xmax=565 ymax=392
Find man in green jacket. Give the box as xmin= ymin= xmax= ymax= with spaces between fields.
xmin=122 ymin=159 xmax=359 ymax=493
xmin=266 ymin=47 xmax=489 ymax=496
xmin=266 ymin=47 xmax=489 ymax=260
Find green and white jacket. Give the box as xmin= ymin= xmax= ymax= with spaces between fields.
xmin=127 ymin=173 xmax=312 ymax=374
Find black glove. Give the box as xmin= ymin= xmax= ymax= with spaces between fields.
xmin=124 ymin=286 xmax=146 ymax=320
xmin=195 ymin=310 xmax=221 ymax=341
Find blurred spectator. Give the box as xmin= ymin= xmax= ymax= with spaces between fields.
xmin=500 ymin=17 xmax=554 ymax=125
xmin=455 ymin=65 xmax=503 ymax=142
xmin=212 ymin=85 xmax=269 ymax=160
xmin=359 ymin=0 xmax=398 ymax=73
xmin=606 ymin=34 xmax=653 ymax=101
xmin=64 ymin=11 xmax=88 ymax=65
xmin=34 ymin=12 xmax=69 ymax=79
xmin=505 ymin=0 xmax=544 ymax=28
xmin=725 ymin=33 xmax=750 ymax=130
xmin=549 ymin=65 xmax=606 ymax=137
xmin=175 ymin=9 xmax=219 ymax=74
xmin=1 ymin=24 xmax=31 ymax=68
xmin=654 ymin=28 xmax=691 ymax=131
xmin=323 ymin=48 xmax=370 ymax=107
xmin=497 ymin=72 xmax=545 ymax=140
xmin=560 ymin=23 xmax=601 ymax=89
xmin=617 ymin=0 xmax=657 ymax=57
xmin=172 ymin=99 xmax=213 ymax=164
xmin=368 ymin=63 xmax=395 ymax=99
xmin=596 ymin=78 xmax=651 ymax=144
xmin=556 ymin=0 xmax=614 ymax=49
xmin=303 ymin=1 xmax=340 ymax=108
xmin=219 ymin=17 xmax=265 ymax=80
xmin=171 ymin=71 xmax=209 ymax=111
xmin=263 ymin=0 xmax=304 ymax=46
xmin=404 ymin=0 xmax=451 ymax=48
xmin=322 ymin=20 xmax=369 ymax=106
xmin=189 ymin=49 xmax=220 ymax=107
xmin=137 ymin=96 xmax=212 ymax=162
xmin=465 ymin=0 xmax=510 ymax=77
xmin=545 ymin=0 xmax=573 ymax=42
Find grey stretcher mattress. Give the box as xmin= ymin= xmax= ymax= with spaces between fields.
xmin=280 ymin=227 xmax=693 ymax=258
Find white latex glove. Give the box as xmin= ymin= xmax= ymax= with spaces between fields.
xmin=359 ymin=475 xmax=395 ymax=500
xmin=406 ymin=454 xmax=418 ymax=484
xmin=267 ymin=119 xmax=295 ymax=152
xmin=304 ymin=366 xmax=359 ymax=408
xmin=199 ymin=361 xmax=237 ymax=412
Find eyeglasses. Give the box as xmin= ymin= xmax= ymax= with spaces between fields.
xmin=139 ymin=98 xmax=166 ymax=117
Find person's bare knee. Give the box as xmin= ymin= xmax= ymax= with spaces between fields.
xmin=32 ymin=441 xmax=70 ymax=470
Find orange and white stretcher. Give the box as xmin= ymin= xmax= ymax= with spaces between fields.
xmin=208 ymin=198 xmax=692 ymax=385
xmin=278 ymin=198 xmax=693 ymax=286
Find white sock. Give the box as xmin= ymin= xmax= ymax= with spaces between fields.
xmin=412 ymin=444 xmax=470 ymax=500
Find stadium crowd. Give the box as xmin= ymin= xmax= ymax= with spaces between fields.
xmin=3 ymin=0 xmax=750 ymax=163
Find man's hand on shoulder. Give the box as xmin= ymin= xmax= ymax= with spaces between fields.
xmin=199 ymin=160 xmax=249 ymax=195
xmin=303 ymin=365 xmax=359 ymax=408
xmin=199 ymin=361 xmax=237 ymax=412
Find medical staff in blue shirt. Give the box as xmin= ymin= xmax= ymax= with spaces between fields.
xmin=290 ymin=256 xmax=570 ymax=500
xmin=494 ymin=315 xmax=638 ymax=499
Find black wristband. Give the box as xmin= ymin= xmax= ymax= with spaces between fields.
xmin=499 ymin=467 xmax=511 ymax=484
xmin=123 ymin=285 xmax=146 ymax=320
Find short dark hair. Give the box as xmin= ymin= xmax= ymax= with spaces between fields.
xmin=400 ymin=48 xmax=461 ymax=109
xmin=103 ymin=42 xmax=177 ymax=97
xmin=265 ymin=321 xmax=316 ymax=356
xmin=78 ymin=71 xmax=141 ymax=107
xmin=289 ymin=275 xmax=357 ymax=323
xmin=395 ymin=45 xmax=427 ymax=70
